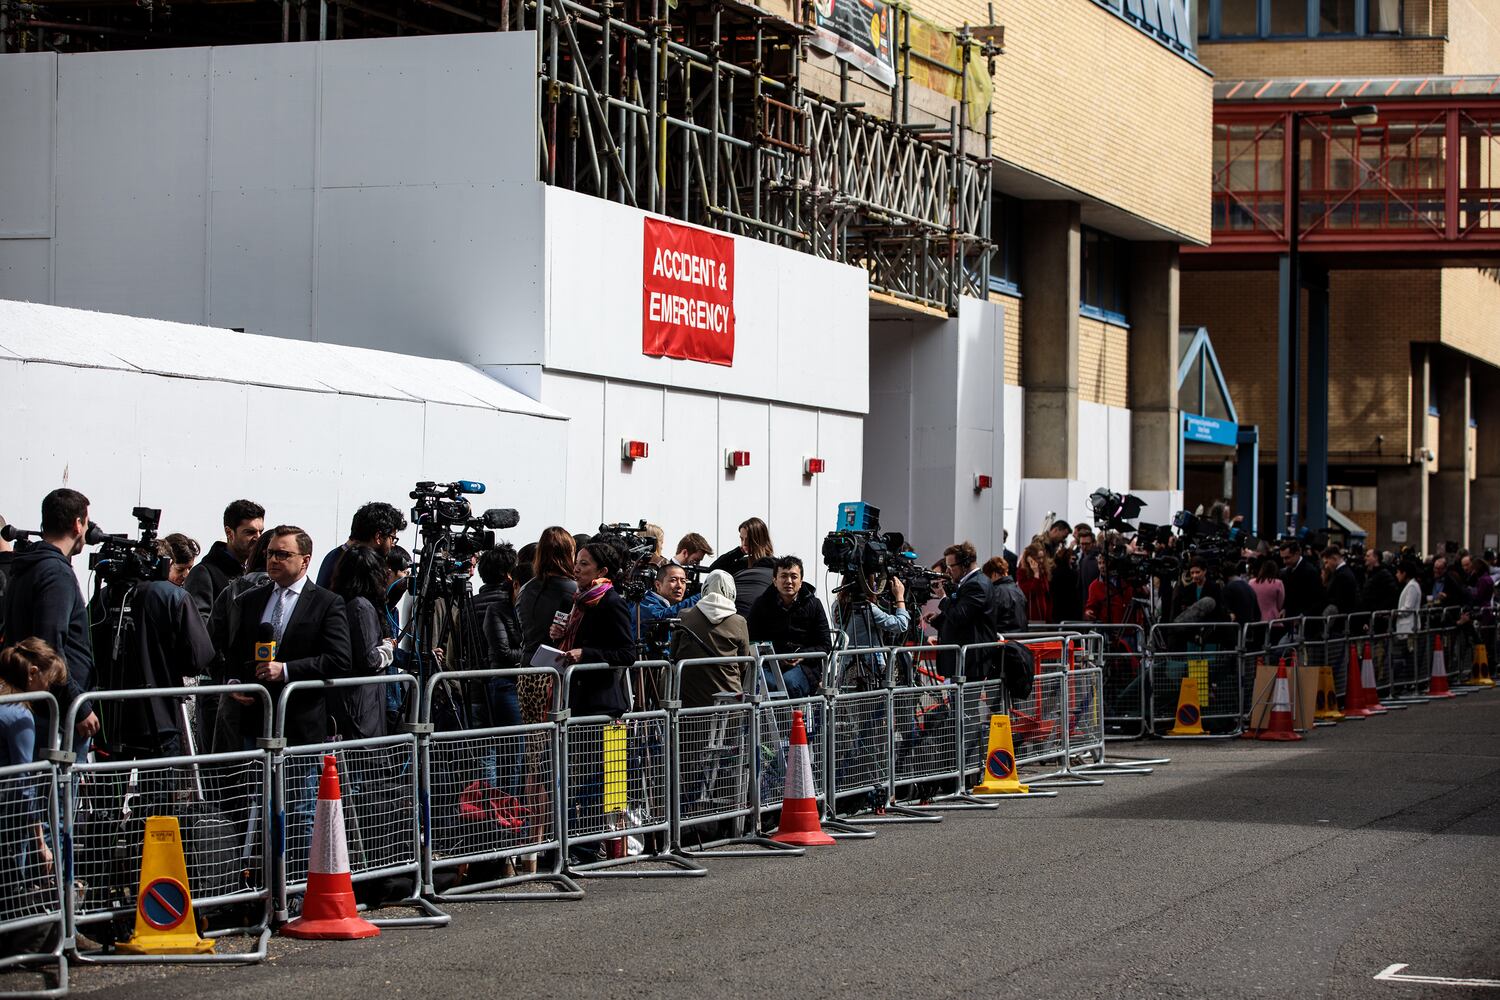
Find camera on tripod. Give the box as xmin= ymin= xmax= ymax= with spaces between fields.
xmin=592 ymin=520 xmax=659 ymax=601
xmin=88 ymin=507 xmax=169 ymax=585
xmin=820 ymin=502 xmax=941 ymax=604
xmin=1087 ymin=489 xmax=1180 ymax=586
xmin=409 ymin=480 xmax=519 ymax=563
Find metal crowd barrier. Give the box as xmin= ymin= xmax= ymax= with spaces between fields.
xmin=274 ymin=675 xmax=447 ymax=928
xmin=63 ymin=684 xmax=274 ymax=964
xmin=560 ymin=661 xmax=702 ymax=878
xmin=1148 ymin=623 xmax=1244 ymax=738
xmin=0 ymin=693 xmax=67 ymax=996
xmin=420 ymin=667 xmax=582 ymax=902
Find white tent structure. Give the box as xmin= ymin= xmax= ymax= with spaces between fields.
xmin=0 ymin=299 xmax=568 ymax=580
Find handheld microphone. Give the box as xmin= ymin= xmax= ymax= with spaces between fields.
xmin=482 ymin=508 xmax=520 ymax=529
xmin=255 ymin=622 xmax=277 ymax=666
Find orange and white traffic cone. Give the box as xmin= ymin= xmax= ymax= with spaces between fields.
xmin=772 ymin=710 xmax=835 ymax=847
xmin=1428 ymin=634 xmax=1455 ymax=699
xmin=282 ymin=755 xmax=381 ymax=940
xmin=1342 ymin=642 xmax=1379 ymax=718
xmin=1360 ymin=640 xmax=1389 ymax=713
xmin=1257 ymin=657 xmax=1304 ymax=742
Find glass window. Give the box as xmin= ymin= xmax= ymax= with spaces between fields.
xmin=1219 ymin=0 xmax=1258 ymax=35
xmin=1319 ymin=0 xmax=1356 ymax=33
xmin=1080 ymin=227 xmax=1129 ymax=320
xmin=1367 ymin=0 xmax=1401 ymax=32
xmin=1268 ymin=0 xmax=1306 ymax=34
xmin=1197 ymin=0 xmax=1210 ymax=37
xmin=989 ymin=194 xmax=1021 ymax=290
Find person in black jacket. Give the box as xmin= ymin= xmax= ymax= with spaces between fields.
xmin=1321 ymin=545 xmax=1362 ymax=616
xmin=748 ymin=556 xmax=832 ymax=696
xmin=1279 ymin=541 xmax=1326 ymax=618
xmin=983 ymin=556 xmax=1028 ymax=634
xmin=183 ymin=499 xmax=264 ymax=625
xmin=926 ymin=541 xmax=997 ymax=680
xmin=3 ymin=489 xmax=99 ymax=747
xmin=1361 ymin=549 xmax=1400 ymax=611
xmin=551 ymin=540 xmax=634 ymax=717
xmin=329 ymin=545 xmax=392 ymax=741
xmin=474 ymin=543 xmax=525 ymax=724
xmin=1171 ymin=559 xmax=1226 ymax=622
xmin=1221 ymin=563 xmax=1261 ymax=626
xmin=706 ymin=517 xmax=773 ymax=578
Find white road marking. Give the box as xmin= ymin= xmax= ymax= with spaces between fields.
xmin=1375 ymin=964 xmax=1500 ymax=987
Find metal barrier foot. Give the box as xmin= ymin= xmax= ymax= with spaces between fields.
xmin=0 ymin=944 xmax=69 ymax=998
xmin=841 ymin=801 xmax=943 ymax=825
xmin=819 ymin=817 xmax=878 ymax=840
xmin=71 ymin=921 xmax=272 ymax=966
xmin=920 ymin=791 xmax=1001 ymax=811
xmin=678 ymin=834 xmax=807 ymax=860
xmin=1023 ymin=766 xmax=1106 ymax=789
xmin=429 ymin=870 xmax=585 ymax=903
xmin=566 ymin=850 xmax=708 ymax=878
xmin=359 ymin=894 xmax=451 ymax=929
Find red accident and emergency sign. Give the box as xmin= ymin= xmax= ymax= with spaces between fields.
xmin=642 ymin=217 xmax=735 ymax=366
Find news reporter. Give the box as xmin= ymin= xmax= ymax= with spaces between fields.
xmin=550 ymin=540 xmax=633 ymax=717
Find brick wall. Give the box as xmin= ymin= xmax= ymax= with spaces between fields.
xmin=995 ymin=289 xmax=1023 ymax=386
xmin=1197 ymin=38 xmax=1446 ymax=79
xmin=1445 ymin=0 xmax=1500 ymax=74
xmin=1440 ymin=269 xmax=1500 ymax=368
xmin=1079 ymin=314 xmax=1129 ymax=407
xmin=1180 ymin=270 xmax=1433 ymax=463
xmin=908 ymin=0 xmax=1213 ymax=243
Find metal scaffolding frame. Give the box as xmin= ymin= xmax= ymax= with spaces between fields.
xmin=532 ymin=0 xmax=997 ymax=313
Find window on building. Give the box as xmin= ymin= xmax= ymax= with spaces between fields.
xmin=1080 ymin=227 xmax=1128 ymax=324
xmin=988 ymin=193 xmax=1022 ymax=293
xmin=1200 ymin=0 xmax=1402 ymax=38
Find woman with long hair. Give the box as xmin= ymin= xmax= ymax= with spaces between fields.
xmin=549 ymin=540 xmax=634 ymax=715
xmin=1016 ymin=540 xmax=1054 ymax=623
xmin=330 ymin=545 xmax=394 ymax=740
xmin=1249 ymin=556 xmax=1286 ymax=623
xmin=707 ymin=517 xmax=774 ymax=577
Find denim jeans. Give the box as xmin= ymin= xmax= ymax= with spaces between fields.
xmin=478 ymin=681 xmax=523 ymax=799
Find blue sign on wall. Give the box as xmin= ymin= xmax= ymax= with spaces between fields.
xmin=1183 ymin=413 xmax=1238 ymax=447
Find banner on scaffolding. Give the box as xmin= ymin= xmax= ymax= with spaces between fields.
xmin=810 ymin=0 xmax=896 ymax=88
xmin=642 ymin=217 xmax=736 ymax=367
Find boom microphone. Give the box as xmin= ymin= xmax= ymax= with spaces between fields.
xmin=482 ymin=508 xmax=520 ymax=529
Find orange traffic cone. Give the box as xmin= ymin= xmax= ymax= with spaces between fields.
xmin=282 ymin=755 xmax=381 ymax=940
xmin=1360 ymin=641 xmax=1389 ymax=713
xmin=1428 ymin=634 xmax=1455 ymax=698
xmin=1257 ymin=657 xmax=1304 ymax=742
xmin=772 ymin=710 xmax=835 ymax=847
xmin=1342 ymin=643 xmax=1379 ymax=718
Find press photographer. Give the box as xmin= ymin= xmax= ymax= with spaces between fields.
xmin=86 ymin=506 xmax=216 ymax=758
xmin=3 ymin=488 xmax=99 ymax=744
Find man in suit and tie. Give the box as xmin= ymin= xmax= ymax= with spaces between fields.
xmin=219 ymin=525 xmax=350 ymax=748
xmin=925 ymin=541 xmax=997 ymax=680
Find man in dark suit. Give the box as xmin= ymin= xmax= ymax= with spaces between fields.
xmin=219 ymin=525 xmax=350 ymax=748
xmin=1322 ymin=545 xmax=1361 ymax=616
xmin=925 ymin=541 xmax=997 ymax=680
xmin=1279 ymin=540 xmax=1327 ymax=618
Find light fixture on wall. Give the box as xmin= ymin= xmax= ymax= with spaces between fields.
xmin=803 ymin=457 xmax=826 ymax=476
xmin=725 ymin=449 xmax=752 ymax=471
xmin=622 ymin=439 xmax=650 ymax=462
xmin=974 ymin=474 xmax=993 ymax=493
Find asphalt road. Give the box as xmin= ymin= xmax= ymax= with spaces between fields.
xmin=31 ymin=689 xmax=1500 ymax=999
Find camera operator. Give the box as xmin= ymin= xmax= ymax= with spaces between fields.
xmin=635 ymin=563 xmax=701 ymax=647
xmin=158 ymin=533 xmax=200 ymax=588
xmin=3 ymin=489 xmax=98 ymax=746
xmin=748 ymin=556 xmax=831 ymax=697
xmin=315 ymin=501 xmax=409 ymax=589
xmin=672 ymin=533 xmax=714 ymax=569
xmin=833 ymin=573 xmax=910 ymax=647
xmin=1085 ymin=549 xmax=1137 ymax=625
xmin=185 ymin=499 xmax=265 ymax=624
xmin=924 ymin=542 xmax=996 ymax=680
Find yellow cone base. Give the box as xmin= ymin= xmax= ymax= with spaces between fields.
xmin=117 ymin=934 xmax=215 ymax=956
xmin=974 ymin=774 xmax=1032 ymax=796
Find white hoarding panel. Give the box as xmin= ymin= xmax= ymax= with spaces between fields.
xmin=601 ymin=382 xmax=667 ymax=526
xmin=659 ymin=390 xmax=721 ymax=552
xmin=717 ymin=398 xmax=771 ymax=556
xmin=863 ymin=321 xmax=915 ymax=540
xmin=208 ymin=43 xmax=317 ymax=193
xmin=0 ymin=53 xmax=55 ymax=238
xmin=1108 ymin=404 xmax=1133 ymax=493
xmin=815 ymin=410 xmax=865 ymax=593
xmin=768 ymin=404 xmax=820 ymax=575
xmin=54 ymin=48 xmax=211 ymax=324
xmin=318 ymin=33 xmax=536 ymax=190
xmin=540 ymin=371 xmax=606 ymax=534
xmin=0 ymin=240 xmax=50 ymax=304
xmin=1003 ymin=385 xmax=1024 ymax=552
xmin=1079 ymin=401 xmax=1110 ymax=489
xmin=316 ymin=182 xmax=545 ymax=363
xmin=208 ymin=189 xmax=316 ymax=339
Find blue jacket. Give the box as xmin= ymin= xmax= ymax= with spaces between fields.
xmin=633 ymin=589 xmax=702 ymax=641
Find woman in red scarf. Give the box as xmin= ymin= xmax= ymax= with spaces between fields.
xmin=549 ymin=540 xmax=635 ymax=717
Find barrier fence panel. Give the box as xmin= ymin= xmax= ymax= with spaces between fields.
xmin=1058 ymin=623 xmax=1150 ymax=741
xmin=0 ymin=693 xmax=66 ymax=995
xmin=276 ymin=675 xmax=446 ymax=929
xmin=1148 ymin=623 xmax=1245 ymax=737
xmin=420 ymin=667 xmax=581 ymax=902
xmin=886 ymin=646 xmax=962 ymax=810
xmin=64 ymin=685 xmax=273 ymax=964
xmin=1389 ymin=607 xmax=1427 ymax=702
xmin=1006 ymin=668 xmax=1067 ymax=769
xmin=561 ymin=662 xmax=703 ymax=878
xmin=672 ymin=656 xmax=799 ymax=859
xmin=1366 ymin=611 xmax=1404 ymax=707
xmin=825 ymin=648 xmax=903 ymax=826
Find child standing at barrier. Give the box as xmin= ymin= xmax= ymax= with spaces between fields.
xmin=0 ymin=640 xmax=67 ymax=886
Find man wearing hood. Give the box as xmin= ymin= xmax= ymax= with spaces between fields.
xmin=3 ymin=488 xmax=99 ymax=744
xmin=748 ymin=556 xmax=831 ymax=697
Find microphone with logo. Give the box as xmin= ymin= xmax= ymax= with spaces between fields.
xmin=254 ymin=622 xmax=277 ymax=681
